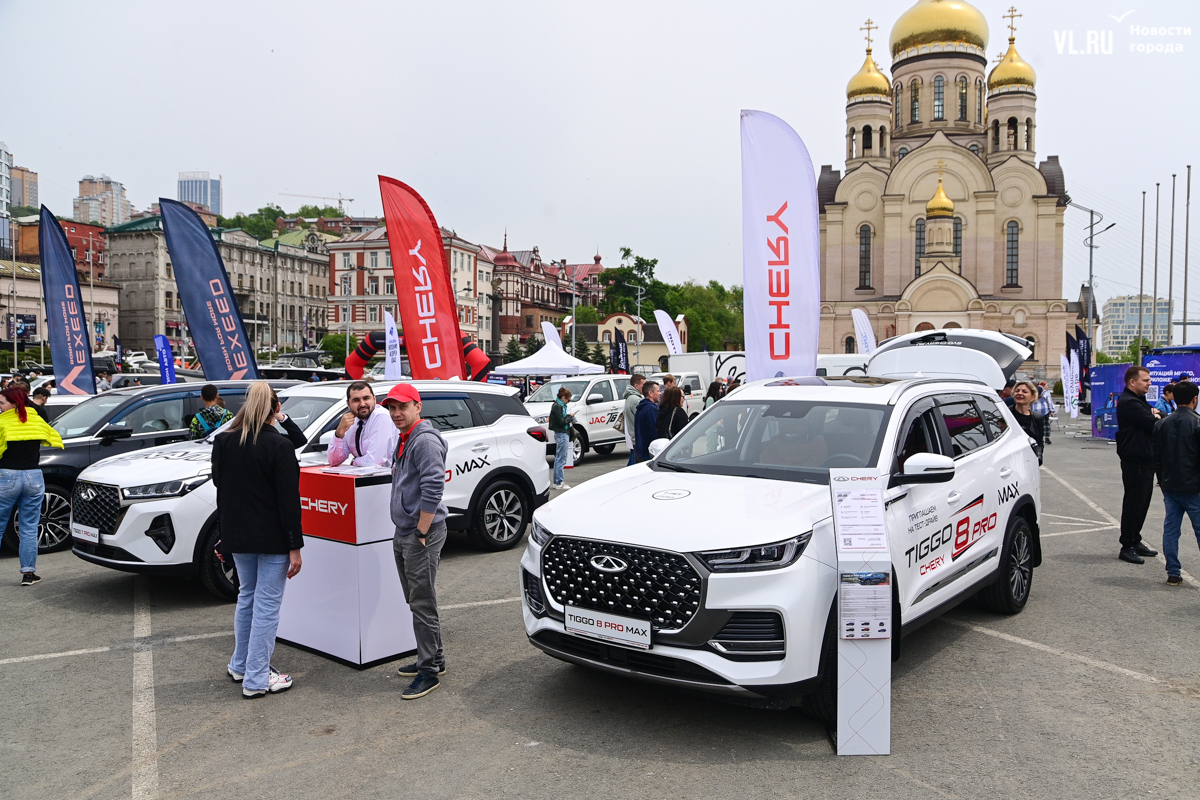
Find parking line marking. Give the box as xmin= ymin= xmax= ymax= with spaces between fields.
xmin=166 ymin=631 xmax=233 ymax=643
xmin=0 ymin=645 xmax=112 ymax=665
xmin=1043 ymin=512 xmax=1107 ymax=523
xmin=441 ymin=597 xmax=522 ymax=610
xmin=1041 ymin=466 xmax=1200 ymax=588
xmin=943 ymin=618 xmax=1197 ymax=695
xmin=1042 ymin=524 xmax=1118 ymax=538
xmin=131 ymin=577 xmax=158 ymax=800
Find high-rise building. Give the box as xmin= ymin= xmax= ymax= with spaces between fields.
xmin=11 ymin=166 xmax=38 ymax=208
xmin=0 ymin=141 xmax=12 ymax=217
xmin=74 ymin=174 xmax=132 ymax=226
xmin=1102 ymin=295 xmax=1173 ymax=355
xmin=177 ymin=171 xmax=222 ymax=216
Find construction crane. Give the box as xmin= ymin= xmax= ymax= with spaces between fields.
xmin=279 ymin=192 xmax=355 ymax=214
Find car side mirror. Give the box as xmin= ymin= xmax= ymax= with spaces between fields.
xmin=891 ymin=452 xmax=955 ymax=487
xmin=311 ymin=430 xmax=336 ymax=452
xmin=98 ymin=424 xmax=133 ymax=442
xmin=586 ymin=393 xmax=605 ymax=405
xmin=683 ymin=386 xmax=692 ymax=395
xmin=648 ymin=438 xmax=670 ymax=459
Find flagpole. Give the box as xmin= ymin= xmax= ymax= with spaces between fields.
xmin=1138 ymin=191 xmax=1146 ymax=351
xmin=1184 ymin=167 xmax=1192 ymax=345
xmin=1169 ymin=174 xmax=1177 ymax=345
xmin=1153 ymin=183 xmax=1161 ymax=347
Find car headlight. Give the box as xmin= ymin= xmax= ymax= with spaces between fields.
xmin=122 ymin=475 xmax=210 ymax=500
xmin=530 ymin=518 xmax=552 ymax=546
xmin=697 ymin=532 xmax=811 ymax=572
xmin=534 ymin=415 xmax=549 ymax=424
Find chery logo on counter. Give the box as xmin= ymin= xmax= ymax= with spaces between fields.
xmin=301 ymin=497 xmax=349 ymax=515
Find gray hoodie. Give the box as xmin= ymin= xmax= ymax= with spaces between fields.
xmin=622 ymin=383 xmax=643 ymax=433
xmin=390 ymin=418 xmax=448 ymax=533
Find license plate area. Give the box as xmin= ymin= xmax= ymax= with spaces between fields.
xmin=72 ymin=522 xmax=100 ymax=544
xmin=564 ymin=605 xmax=652 ymax=650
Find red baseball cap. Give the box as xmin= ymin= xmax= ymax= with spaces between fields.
xmin=381 ymin=384 xmax=422 ymax=406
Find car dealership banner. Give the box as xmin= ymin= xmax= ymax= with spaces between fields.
xmin=741 ymin=110 xmax=820 ymax=381
xmin=159 ymin=199 xmax=260 ymax=381
xmin=654 ymin=310 xmax=684 ymax=356
xmin=1142 ymin=353 xmax=1200 ymax=403
xmin=38 ymin=206 xmax=95 ymax=394
xmin=378 ymin=176 xmax=466 ymax=380
xmin=383 ymin=311 xmax=405 ymax=380
xmin=154 ymin=334 xmax=177 ymax=384
xmin=851 ymin=308 xmax=876 ymax=355
xmin=541 ymin=320 xmax=564 ymax=350
xmin=1090 ymin=363 xmax=1130 ymax=439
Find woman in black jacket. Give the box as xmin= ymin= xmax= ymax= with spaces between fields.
xmin=212 ymin=382 xmax=303 ymax=699
xmin=1010 ymin=380 xmax=1045 ymax=464
xmin=657 ymin=386 xmax=688 ymax=440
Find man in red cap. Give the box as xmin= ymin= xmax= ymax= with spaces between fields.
xmin=382 ymin=383 xmax=448 ymax=699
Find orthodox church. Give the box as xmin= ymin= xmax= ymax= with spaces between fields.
xmin=819 ymin=0 xmax=1070 ymax=376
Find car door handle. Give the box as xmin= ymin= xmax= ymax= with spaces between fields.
xmin=471 ymin=444 xmax=490 ymax=452
xmin=946 ymin=491 xmax=963 ymax=505
xmin=999 ymin=467 xmax=1013 ymax=479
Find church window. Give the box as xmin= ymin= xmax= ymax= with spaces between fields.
xmin=848 ymin=128 xmax=856 ymax=159
xmin=958 ymin=77 xmax=968 ymax=120
xmin=910 ymin=80 xmax=920 ymax=123
xmin=845 ymin=336 xmax=857 ymax=354
xmin=1024 ymin=336 xmax=1036 ymax=360
xmin=914 ymin=219 xmax=926 ymax=277
xmin=1025 ymin=117 xmax=1033 ymax=150
xmin=933 ymin=76 xmax=945 ymax=120
xmin=969 ymin=143 xmax=980 ymax=157
xmin=915 ymin=322 xmax=935 ymax=332
xmin=879 ymin=126 xmax=887 ymax=153
xmin=953 ymin=218 xmax=962 ymax=257
xmin=1006 ymin=221 xmax=1020 ymax=286
xmin=862 ymin=125 xmax=873 ymax=152
xmin=858 ymin=225 xmax=873 ymax=288
xmin=1007 ymin=117 xmax=1019 ymax=150
xmin=894 ymin=85 xmax=902 ymax=127
xmin=897 ymin=147 xmax=909 ymax=161
xmin=976 ymin=80 xmax=983 ymax=123
xmin=992 ymin=120 xmax=1001 ymax=151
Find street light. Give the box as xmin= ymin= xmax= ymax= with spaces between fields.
xmin=622 ymin=281 xmax=646 ymax=367
xmin=1068 ymin=201 xmax=1114 ymax=365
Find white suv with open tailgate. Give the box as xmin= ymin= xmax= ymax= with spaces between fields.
xmin=71 ymin=381 xmax=550 ymax=600
xmin=519 ymin=331 xmax=1041 ymax=723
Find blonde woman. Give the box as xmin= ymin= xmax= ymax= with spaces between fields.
xmin=1010 ymin=380 xmax=1045 ymax=464
xmin=212 ymin=382 xmax=303 ymax=698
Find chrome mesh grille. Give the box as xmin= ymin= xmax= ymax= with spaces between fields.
xmin=72 ymin=482 xmax=121 ymax=535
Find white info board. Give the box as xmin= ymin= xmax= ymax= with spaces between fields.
xmin=830 ymin=468 xmax=892 ymax=756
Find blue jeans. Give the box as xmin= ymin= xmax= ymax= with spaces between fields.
xmin=229 ymin=553 xmax=289 ymax=691
xmin=0 ymin=469 xmax=45 ymax=574
xmin=554 ymin=432 xmax=569 ymax=485
xmin=1162 ymin=491 xmax=1200 ymax=577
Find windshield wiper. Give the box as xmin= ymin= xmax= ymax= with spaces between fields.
xmin=654 ymin=462 xmax=696 ymax=473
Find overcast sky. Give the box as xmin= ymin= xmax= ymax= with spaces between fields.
xmin=4 ymin=1 xmax=1198 ymax=330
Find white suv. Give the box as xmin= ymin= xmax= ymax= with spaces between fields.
xmin=525 ymin=375 xmax=631 ymax=463
xmin=520 ymin=331 xmax=1040 ymax=723
xmin=71 ymin=381 xmax=550 ymax=600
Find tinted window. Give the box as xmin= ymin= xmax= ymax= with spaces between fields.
xmin=939 ymin=399 xmax=989 ymax=456
xmin=422 ymin=397 xmax=475 ymax=432
xmin=112 ymin=397 xmax=186 ymax=433
xmin=474 ymin=393 xmax=528 ymax=425
xmin=589 ymin=381 xmax=614 ymax=402
xmin=976 ymin=396 xmax=1008 ymax=438
xmin=52 ymin=395 xmax=128 ymax=438
xmin=897 ymin=409 xmax=942 ymax=467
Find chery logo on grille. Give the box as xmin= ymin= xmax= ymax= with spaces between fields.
xmin=590 ymin=554 xmax=629 ymax=573
xmin=78 ymin=485 xmax=98 ymax=501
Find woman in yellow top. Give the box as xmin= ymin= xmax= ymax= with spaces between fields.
xmin=0 ymin=387 xmax=64 ymax=586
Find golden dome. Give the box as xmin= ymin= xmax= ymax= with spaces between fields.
xmin=846 ymin=48 xmax=891 ymax=99
xmin=989 ymin=37 xmax=1036 ymax=89
xmin=890 ymin=0 xmax=989 ymax=59
xmin=926 ymin=178 xmax=955 ymax=217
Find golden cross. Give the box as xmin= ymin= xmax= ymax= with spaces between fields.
xmin=936 ymin=159 xmax=946 ymax=179
xmin=1004 ymin=6 xmax=1022 ymax=38
xmin=860 ymin=18 xmax=877 ymax=49
xmin=994 ymin=51 xmax=1006 ymax=63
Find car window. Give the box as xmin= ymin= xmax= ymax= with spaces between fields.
xmin=52 ymin=395 xmax=129 ymax=438
xmin=685 ymin=376 xmax=703 ymax=393
xmin=474 ymin=393 xmax=528 ymax=425
xmin=279 ymin=396 xmax=340 ymax=436
xmin=613 ymin=378 xmax=630 ymax=396
xmin=528 ymin=380 xmax=590 ymax=403
xmin=938 ymin=399 xmax=989 ymax=457
xmin=112 ymin=397 xmax=186 ymax=433
xmin=897 ymin=408 xmax=942 ymax=468
xmin=589 ymin=381 xmax=615 ymax=402
xmin=422 ymin=397 xmax=475 ymax=432
xmin=976 ymin=396 xmax=1008 ymax=439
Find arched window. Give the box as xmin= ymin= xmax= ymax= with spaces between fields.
xmin=879 ymin=126 xmax=887 ymax=154
xmin=894 ymin=84 xmax=902 ymax=127
xmin=858 ymin=225 xmax=873 ymax=288
xmin=958 ymin=76 xmax=968 ymax=120
xmin=1025 ymin=336 xmax=1037 ymax=360
xmin=1007 ymin=117 xmax=1019 ymax=150
xmin=992 ymin=120 xmax=1000 ymax=151
xmin=915 ymin=322 xmax=935 ymax=332
xmin=602 ymin=331 xmax=611 ymax=342
xmin=976 ymin=80 xmax=984 ymax=123
xmin=897 ymin=147 xmax=909 ymax=161
xmin=933 ymin=75 xmax=945 ymax=120
xmin=969 ymin=143 xmax=980 ymax=156
xmin=910 ymin=80 xmax=921 ymax=123
xmin=862 ymin=125 xmax=873 ymax=153
xmin=953 ymin=218 xmax=962 ymax=257
xmin=914 ymin=219 xmax=926 ymax=277
xmin=848 ymin=127 xmax=856 ymax=159
xmin=1025 ymin=117 xmax=1033 ymax=150
xmin=628 ymin=331 xmax=637 ymax=343
xmin=1006 ymin=221 xmax=1020 ymax=286
xmin=845 ymin=336 xmax=857 ymax=354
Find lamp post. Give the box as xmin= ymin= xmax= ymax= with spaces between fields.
xmin=623 ymin=281 xmax=646 ymax=367
xmin=1068 ymin=201 xmax=1114 ymax=367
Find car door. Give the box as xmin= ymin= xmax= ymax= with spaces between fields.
xmin=422 ymin=394 xmax=494 ymax=510
xmin=94 ymin=393 xmax=192 ymax=461
xmin=580 ymin=378 xmax=620 ymax=444
xmin=976 ymin=394 xmax=1032 ymax=530
xmin=682 ymin=374 xmax=705 ymax=417
xmin=885 ymin=396 xmax=956 ymax=618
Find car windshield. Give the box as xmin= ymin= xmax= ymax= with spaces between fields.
xmin=276 ymin=395 xmax=339 ymax=435
xmin=527 ymin=380 xmax=590 ymax=403
xmin=51 ymin=395 xmax=130 ymax=438
xmin=654 ymin=400 xmax=890 ymax=485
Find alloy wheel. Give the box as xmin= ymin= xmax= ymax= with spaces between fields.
xmin=483 ymin=489 xmax=523 ymax=543
xmin=1008 ymin=528 xmax=1032 ymax=601
xmin=28 ymin=490 xmax=72 ymax=551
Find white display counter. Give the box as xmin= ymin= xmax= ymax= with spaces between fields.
xmin=277 ymin=467 xmax=417 ymax=667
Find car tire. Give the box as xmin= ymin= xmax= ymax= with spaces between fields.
xmin=198 ymin=523 xmax=239 ymax=602
xmin=6 ymin=483 xmax=74 ymax=554
xmin=593 ymin=443 xmax=616 ymax=455
xmin=571 ymin=427 xmax=587 ymax=464
xmin=802 ymin=602 xmax=838 ymax=727
xmin=978 ymin=515 xmax=1034 ymax=615
xmin=469 ymin=480 xmax=530 ymax=552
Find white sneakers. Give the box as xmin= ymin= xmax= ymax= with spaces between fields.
xmin=238 ymin=666 xmax=293 ymax=698
xmin=552 ymin=483 xmax=572 ymax=491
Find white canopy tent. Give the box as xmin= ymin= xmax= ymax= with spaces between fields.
xmin=492 ymin=343 xmax=604 ymax=376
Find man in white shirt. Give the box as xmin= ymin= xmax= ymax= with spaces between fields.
xmin=328 ymin=381 xmax=399 ymax=467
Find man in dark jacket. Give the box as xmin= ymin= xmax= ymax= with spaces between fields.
xmin=1153 ymin=379 xmax=1200 ymax=586
xmin=382 ymin=383 xmax=449 ymax=700
xmin=1116 ymin=365 xmax=1162 ymax=564
xmin=634 ymin=380 xmax=661 ymax=462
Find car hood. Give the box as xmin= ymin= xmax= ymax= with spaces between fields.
xmin=535 ymin=465 xmax=833 ymax=552
xmin=80 ymin=439 xmax=214 ymax=485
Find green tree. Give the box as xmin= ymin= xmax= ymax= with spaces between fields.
xmin=598 ymin=248 xmax=672 ymax=318
xmin=217 ymin=204 xmax=286 ymax=239
xmin=296 ymin=204 xmax=343 ymax=219
xmin=523 ymin=335 xmax=542 ymax=359
xmin=504 ymin=336 xmax=523 ymax=363
xmin=318 ymin=333 xmax=357 ymax=367
xmin=665 ymin=280 xmax=744 ymax=351
xmin=570 ymin=305 xmax=600 ymax=324
xmin=591 ymin=342 xmax=609 ymax=368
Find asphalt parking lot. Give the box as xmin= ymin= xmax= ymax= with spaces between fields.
xmin=3 ymin=427 xmax=1200 ymax=800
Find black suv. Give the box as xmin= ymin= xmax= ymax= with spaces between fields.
xmin=1 ymin=380 xmax=297 ymax=554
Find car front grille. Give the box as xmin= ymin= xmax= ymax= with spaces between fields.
xmin=72 ymin=482 xmax=122 ymax=535
xmin=541 ymin=537 xmax=702 ymax=631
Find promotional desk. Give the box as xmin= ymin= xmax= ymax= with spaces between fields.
xmin=277 ymin=466 xmax=417 ymax=667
